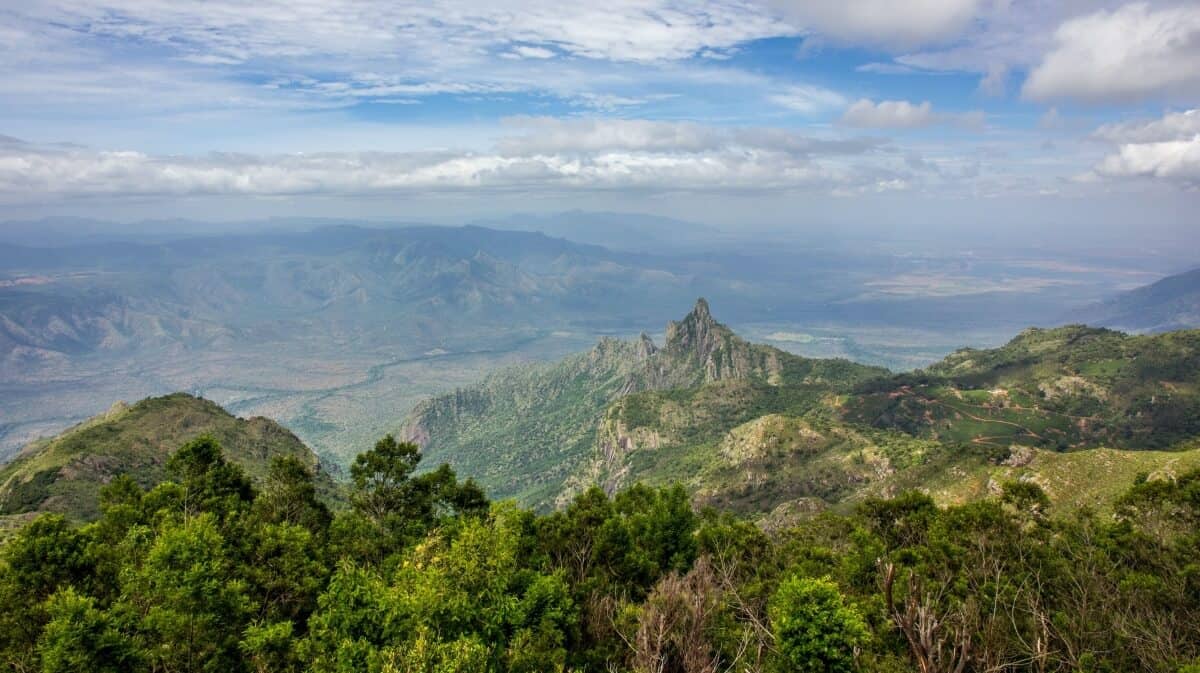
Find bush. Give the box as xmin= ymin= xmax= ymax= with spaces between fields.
xmin=769 ymin=576 xmax=868 ymax=673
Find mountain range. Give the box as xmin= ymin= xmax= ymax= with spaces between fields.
xmin=3 ymin=294 xmax=1200 ymax=537
xmin=1 ymin=218 xmax=1194 ymax=474
xmin=404 ymin=299 xmax=1200 ymax=520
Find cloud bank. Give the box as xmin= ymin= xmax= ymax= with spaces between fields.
xmin=0 ymin=120 xmax=905 ymax=201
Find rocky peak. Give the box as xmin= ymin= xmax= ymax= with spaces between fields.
xmin=665 ymin=297 xmax=726 ymax=355
xmin=636 ymin=332 xmax=657 ymax=360
xmin=660 ymin=298 xmax=783 ymax=386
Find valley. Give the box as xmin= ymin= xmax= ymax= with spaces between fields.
xmin=0 ymin=218 xmax=1182 ymax=469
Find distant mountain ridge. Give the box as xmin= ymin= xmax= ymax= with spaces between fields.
xmin=0 ymin=224 xmax=705 ymax=377
xmin=1074 ymin=266 xmax=1200 ymax=332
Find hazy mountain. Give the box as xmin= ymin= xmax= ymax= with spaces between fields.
xmin=472 ymin=210 xmax=723 ymax=252
xmin=1 ymin=219 xmax=1166 ymax=466
xmin=1073 ymin=266 xmax=1200 ymax=332
xmin=0 ymin=393 xmax=335 ymax=522
xmin=0 ymin=224 xmax=704 ymax=371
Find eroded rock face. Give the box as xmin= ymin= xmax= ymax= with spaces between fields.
xmin=719 ymin=415 xmax=825 ymax=466
xmin=1038 ymin=375 xmax=1109 ymax=402
xmin=658 ymin=298 xmax=783 ymax=386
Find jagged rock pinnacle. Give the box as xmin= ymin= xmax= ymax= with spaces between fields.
xmin=665 ymin=297 xmax=723 ymax=354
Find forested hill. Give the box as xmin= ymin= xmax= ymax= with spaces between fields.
xmin=0 ymin=393 xmax=336 ymax=524
xmin=2 ymin=418 xmax=1200 ymax=672
xmin=405 ymin=301 xmax=1200 ymax=520
xmin=401 ymin=299 xmax=886 ymax=506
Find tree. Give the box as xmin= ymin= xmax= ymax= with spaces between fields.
xmin=348 ymin=435 xmax=490 ymax=557
xmin=123 ymin=513 xmax=251 ymax=673
xmin=350 ymin=435 xmax=422 ymax=523
xmin=38 ymin=588 xmax=137 ymax=673
xmin=254 ymin=455 xmax=332 ymax=534
xmin=166 ymin=435 xmax=255 ymax=520
xmin=0 ymin=514 xmax=95 ymax=671
xmin=769 ymin=576 xmax=868 ymax=673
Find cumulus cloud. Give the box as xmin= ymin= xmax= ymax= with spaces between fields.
xmin=1023 ymin=3 xmax=1200 ymax=103
xmin=766 ymin=0 xmax=981 ymax=50
xmin=839 ymin=99 xmax=985 ymax=131
xmin=1093 ymin=109 xmax=1200 ymax=143
xmin=841 ymin=100 xmax=935 ymax=128
xmin=0 ymin=120 xmax=899 ymax=201
xmin=1094 ymin=138 xmax=1200 ymax=184
xmin=1088 ymin=109 xmax=1200 ymax=187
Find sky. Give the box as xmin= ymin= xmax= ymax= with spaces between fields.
xmin=0 ymin=0 xmax=1198 ymax=245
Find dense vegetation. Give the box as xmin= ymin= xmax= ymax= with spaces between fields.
xmin=4 ymin=432 xmax=1200 ymax=673
xmin=0 ymin=394 xmax=335 ymax=522
xmin=848 ymin=325 xmax=1200 ymax=450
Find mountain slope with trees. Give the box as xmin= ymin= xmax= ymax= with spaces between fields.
xmin=0 ymin=393 xmax=336 ymax=523
xmin=402 ymin=299 xmax=886 ymax=506
xmin=406 ymin=301 xmax=1200 ymax=519
xmin=3 ymin=429 xmax=1200 ymax=672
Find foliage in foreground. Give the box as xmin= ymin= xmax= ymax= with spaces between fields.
xmin=3 ymin=434 xmax=1200 ymax=673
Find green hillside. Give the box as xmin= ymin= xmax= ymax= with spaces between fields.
xmin=402 ymin=299 xmax=885 ymax=506
xmin=845 ymin=325 xmax=1200 ymax=449
xmin=0 ymin=393 xmax=337 ymax=521
xmin=404 ymin=303 xmax=1200 ymax=520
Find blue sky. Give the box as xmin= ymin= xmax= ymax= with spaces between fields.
xmin=0 ymin=0 xmax=1198 ymax=240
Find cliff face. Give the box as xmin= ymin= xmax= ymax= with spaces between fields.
xmin=641 ymin=298 xmax=783 ymax=389
xmin=402 ymin=299 xmax=792 ymax=506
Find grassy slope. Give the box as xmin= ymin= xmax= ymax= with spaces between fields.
xmin=611 ymin=408 xmax=1200 ymax=523
xmin=0 ymin=393 xmax=336 ymax=522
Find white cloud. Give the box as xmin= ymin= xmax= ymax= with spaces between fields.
xmin=22 ymin=0 xmax=791 ymax=65
xmin=767 ymin=0 xmax=982 ymax=50
xmin=1094 ymin=137 xmax=1200 ymax=184
xmin=1093 ymin=109 xmax=1200 ymax=143
xmin=1088 ymin=109 xmax=1200 ymax=187
xmin=1023 ymin=3 xmax=1200 ymax=103
xmin=839 ymin=99 xmax=985 ymax=130
xmin=1 ymin=0 xmax=829 ymax=134
xmin=497 ymin=117 xmax=885 ymax=156
xmin=768 ymin=84 xmax=848 ymax=114
xmin=0 ymin=120 xmax=902 ymax=201
xmin=500 ymin=45 xmax=557 ymax=60
xmin=841 ymin=100 xmax=935 ymax=128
